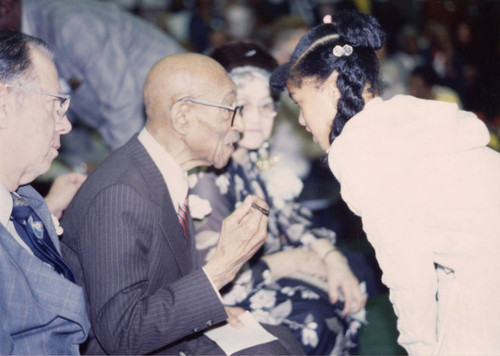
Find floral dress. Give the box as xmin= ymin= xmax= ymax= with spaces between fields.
xmin=189 ymin=147 xmax=365 ymax=355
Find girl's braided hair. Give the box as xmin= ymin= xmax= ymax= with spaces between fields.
xmin=270 ymin=10 xmax=386 ymax=143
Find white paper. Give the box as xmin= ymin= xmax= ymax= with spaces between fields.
xmin=204 ymin=311 xmax=277 ymax=355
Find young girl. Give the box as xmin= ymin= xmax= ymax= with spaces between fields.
xmin=270 ymin=10 xmax=500 ymax=355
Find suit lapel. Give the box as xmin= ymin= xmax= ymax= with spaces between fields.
xmin=0 ymin=222 xmax=90 ymax=335
xmin=186 ymin=213 xmax=199 ymax=268
xmin=128 ymin=138 xmax=193 ymax=276
xmin=159 ymin=191 xmax=192 ymax=276
xmin=17 ymin=185 xmax=60 ymax=251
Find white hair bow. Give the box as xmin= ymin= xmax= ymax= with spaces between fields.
xmin=332 ymin=44 xmax=353 ymax=57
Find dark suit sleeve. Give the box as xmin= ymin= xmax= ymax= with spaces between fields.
xmin=76 ymin=184 xmax=226 ymax=354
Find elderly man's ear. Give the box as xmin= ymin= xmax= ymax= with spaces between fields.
xmin=169 ymin=101 xmax=191 ymax=135
xmin=0 ymin=83 xmax=10 ymax=129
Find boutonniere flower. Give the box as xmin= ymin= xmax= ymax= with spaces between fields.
xmin=188 ymin=194 xmax=212 ymax=220
xmin=51 ymin=214 xmax=64 ymax=236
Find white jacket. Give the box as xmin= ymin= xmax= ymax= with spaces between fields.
xmin=329 ymin=95 xmax=500 ymax=355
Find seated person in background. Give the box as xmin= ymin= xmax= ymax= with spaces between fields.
xmin=189 ymin=41 xmax=366 ymax=355
xmin=408 ymin=64 xmax=463 ymax=108
xmin=60 ymin=52 xmax=304 ymax=355
xmin=0 ymin=30 xmax=89 ymax=354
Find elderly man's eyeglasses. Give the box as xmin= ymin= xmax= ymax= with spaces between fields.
xmin=5 ymin=83 xmax=71 ymax=118
xmin=176 ymin=97 xmax=244 ymax=126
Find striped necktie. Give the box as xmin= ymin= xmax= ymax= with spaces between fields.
xmin=10 ymin=193 xmax=76 ymax=282
xmin=177 ymin=195 xmax=189 ymax=243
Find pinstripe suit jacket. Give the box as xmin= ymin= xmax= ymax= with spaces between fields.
xmin=23 ymin=0 xmax=185 ymax=149
xmin=60 ymin=136 xmax=228 ymax=355
xmin=0 ymin=185 xmax=90 ymax=355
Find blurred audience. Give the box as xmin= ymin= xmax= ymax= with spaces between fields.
xmin=188 ymin=0 xmax=226 ymax=53
xmin=267 ymin=15 xmax=309 ymax=65
xmin=378 ymin=25 xmax=425 ymax=99
xmin=423 ymin=21 xmax=466 ymax=99
xmin=105 ymin=0 xmax=499 ymax=127
xmin=408 ymin=65 xmax=462 ymax=108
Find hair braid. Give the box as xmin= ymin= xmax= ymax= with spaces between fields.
xmin=331 ymin=56 xmax=366 ymax=141
xmin=270 ymin=10 xmax=386 ymax=143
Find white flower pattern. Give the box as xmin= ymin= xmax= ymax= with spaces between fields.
xmin=249 ymin=290 xmax=277 ymax=310
xmin=215 ymin=175 xmax=230 ymax=195
xmin=188 ymin=194 xmax=212 ymax=220
xmin=51 ymin=214 xmax=64 ymax=236
xmin=189 ymin=148 xmax=361 ymax=354
xmin=301 ymin=321 xmax=319 ymax=348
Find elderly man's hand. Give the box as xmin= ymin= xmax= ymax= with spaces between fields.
xmin=224 ymin=306 xmax=246 ymax=329
xmin=203 ymin=195 xmax=268 ymax=290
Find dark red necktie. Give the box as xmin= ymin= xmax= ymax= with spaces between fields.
xmin=177 ymin=195 xmax=189 ymax=243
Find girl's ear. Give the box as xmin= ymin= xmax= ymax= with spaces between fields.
xmin=324 ymin=71 xmax=341 ymax=102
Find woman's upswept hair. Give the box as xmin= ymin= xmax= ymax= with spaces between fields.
xmin=270 ymin=10 xmax=386 ymax=143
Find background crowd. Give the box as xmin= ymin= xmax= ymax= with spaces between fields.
xmin=14 ymin=0 xmax=500 ymax=354
xmin=42 ymin=0 xmax=500 ymax=196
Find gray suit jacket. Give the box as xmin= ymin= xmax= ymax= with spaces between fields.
xmin=60 ymin=137 xmax=229 ymax=355
xmin=0 ymin=185 xmax=90 ymax=355
xmin=23 ymin=0 xmax=185 ymax=149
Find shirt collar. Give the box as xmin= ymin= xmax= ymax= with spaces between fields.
xmin=0 ymin=182 xmax=13 ymax=228
xmin=138 ymin=127 xmax=188 ymax=208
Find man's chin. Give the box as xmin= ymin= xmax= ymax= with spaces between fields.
xmin=213 ymin=152 xmax=234 ymax=169
xmin=32 ymin=159 xmax=54 ymax=181
xmin=213 ymin=159 xmax=230 ymax=170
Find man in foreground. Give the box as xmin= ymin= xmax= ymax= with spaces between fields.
xmin=0 ymin=30 xmax=89 ymax=354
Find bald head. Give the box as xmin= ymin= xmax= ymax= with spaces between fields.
xmin=144 ymin=53 xmax=233 ymax=127
xmin=142 ymin=52 xmax=242 ymax=171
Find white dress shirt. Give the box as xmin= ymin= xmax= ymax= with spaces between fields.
xmin=0 ymin=183 xmax=34 ymax=255
xmin=138 ymin=128 xmax=189 ymax=211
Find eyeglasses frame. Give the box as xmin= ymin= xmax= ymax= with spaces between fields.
xmin=176 ymin=97 xmax=243 ymax=126
xmin=5 ymin=83 xmax=71 ymax=118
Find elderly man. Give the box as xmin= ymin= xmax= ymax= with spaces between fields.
xmin=0 ymin=31 xmax=89 ymax=354
xmin=60 ymin=53 xmax=304 ymax=355
xmin=0 ymin=0 xmax=185 ymax=158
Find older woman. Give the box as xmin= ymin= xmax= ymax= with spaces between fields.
xmin=189 ymin=41 xmax=366 ymax=355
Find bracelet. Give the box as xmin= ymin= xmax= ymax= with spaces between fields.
xmin=322 ymin=247 xmax=337 ymax=262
